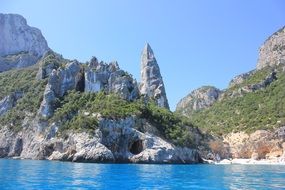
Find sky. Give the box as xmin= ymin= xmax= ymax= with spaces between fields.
xmin=1 ymin=0 xmax=284 ymax=110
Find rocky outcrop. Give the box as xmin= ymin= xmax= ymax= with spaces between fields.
xmin=176 ymin=86 xmax=221 ymax=116
xmin=225 ymin=71 xmax=277 ymax=98
xmin=222 ymin=129 xmax=285 ymax=159
xmin=0 ymin=52 xmax=39 ymax=72
xmin=140 ymin=44 xmax=169 ymax=109
xmin=36 ymin=51 xmax=65 ymax=80
xmin=257 ymin=26 xmax=285 ymax=70
xmin=0 ymin=92 xmax=23 ymax=116
xmin=84 ymin=57 xmax=139 ymax=101
xmin=0 ymin=116 xmax=201 ymax=164
xmin=229 ymin=70 xmax=255 ymax=88
xmin=0 ymin=14 xmax=49 ymax=72
xmin=203 ymin=127 xmax=285 ymax=161
xmin=97 ymin=117 xmax=200 ymax=163
xmin=39 ymin=61 xmax=84 ymax=118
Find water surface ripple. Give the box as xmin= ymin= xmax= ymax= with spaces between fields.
xmin=0 ymin=159 xmax=285 ymax=189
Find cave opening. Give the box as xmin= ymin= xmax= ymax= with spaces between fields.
xmin=76 ymin=72 xmax=85 ymax=92
xmin=129 ymin=140 xmax=143 ymax=155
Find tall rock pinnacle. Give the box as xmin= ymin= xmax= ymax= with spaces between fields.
xmin=140 ymin=43 xmax=169 ymax=109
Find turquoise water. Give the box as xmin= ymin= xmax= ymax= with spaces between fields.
xmin=0 ymin=159 xmax=285 ymax=189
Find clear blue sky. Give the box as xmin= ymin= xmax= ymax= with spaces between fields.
xmin=1 ymin=0 xmax=284 ymax=110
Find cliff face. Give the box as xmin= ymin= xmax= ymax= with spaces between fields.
xmin=176 ymin=86 xmax=221 ymax=116
xmin=140 ymin=44 xmax=169 ymax=109
xmin=84 ymin=57 xmax=139 ymax=101
xmin=257 ymin=26 xmax=285 ymax=70
xmin=0 ymin=116 xmax=200 ymax=163
xmin=0 ymin=14 xmax=49 ymax=72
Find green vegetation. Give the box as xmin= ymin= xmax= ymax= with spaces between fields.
xmin=229 ymin=66 xmax=274 ymax=92
xmin=39 ymin=51 xmax=67 ymax=68
xmin=52 ymin=91 xmax=141 ymax=133
xmin=0 ymin=63 xmax=197 ymax=147
xmin=0 ymin=66 xmax=47 ymax=131
xmin=141 ymin=101 xmax=197 ymax=147
xmin=51 ymin=90 xmax=197 ymax=147
xmin=189 ymin=65 xmax=285 ymax=135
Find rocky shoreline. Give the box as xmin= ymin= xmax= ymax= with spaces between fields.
xmin=0 ymin=116 xmax=202 ymax=164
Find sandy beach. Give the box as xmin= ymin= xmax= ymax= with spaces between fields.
xmin=204 ymin=158 xmax=285 ymax=165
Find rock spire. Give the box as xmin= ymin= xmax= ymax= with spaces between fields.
xmin=140 ymin=43 xmax=169 ymax=109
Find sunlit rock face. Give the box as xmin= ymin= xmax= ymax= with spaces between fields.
xmin=84 ymin=57 xmax=139 ymax=101
xmin=257 ymin=26 xmax=285 ymax=70
xmin=38 ymin=61 xmax=84 ymax=118
xmin=176 ymin=86 xmax=221 ymax=116
xmin=0 ymin=14 xmax=49 ymax=72
xmin=140 ymin=43 xmax=169 ymax=109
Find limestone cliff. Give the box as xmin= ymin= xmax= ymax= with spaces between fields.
xmin=257 ymin=26 xmax=285 ymax=70
xmin=39 ymin=61 xmax=84 ymax=118
xmin=0 ymin=13 xmax=49 ymax=72
xmin=0 ymin=116 xmax=201 ymax=163
xmin=140 ymin=43 xmax=169 ymax=109
xmin=85 ymin=57 xmax=139 ymax=101
xmin=202 ymin=128 xmax=285 ymax=162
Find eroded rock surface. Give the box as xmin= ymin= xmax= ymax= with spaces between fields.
xmin=140 ymin=44 xmax=169 ymax=109
xmin=204 ymin=128 xmax=285 ymax=161
xmin=38 ymin=61 xmax=84 ymax=118
xmin=85 ymin=57 xmax=139 ymax=101
xmin=225 ymin=71 xmax=277 ymax=98
xmin=176 ymin=86 xmax=221 ymax=116
xmin=0 ymin=92 xmax=23 ymax=116
xmin=36 ymin=51 xmax=65 ymax=80
xmin=0 ymin=13 xmax=49 ymax=72
xmin=229 ymin=70 xmax=255 ymax=88
xmin=0 ymin=116 xmax=201 ymax=164
xmin=257 ymin=26 xmax=285 ymax=70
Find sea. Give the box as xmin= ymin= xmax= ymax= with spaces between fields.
xmin=0 ymin=159 xmax=285 ymax=189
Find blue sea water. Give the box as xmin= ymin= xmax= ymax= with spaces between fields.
xmin=0 ymin=159 xmax=285 ymax=190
